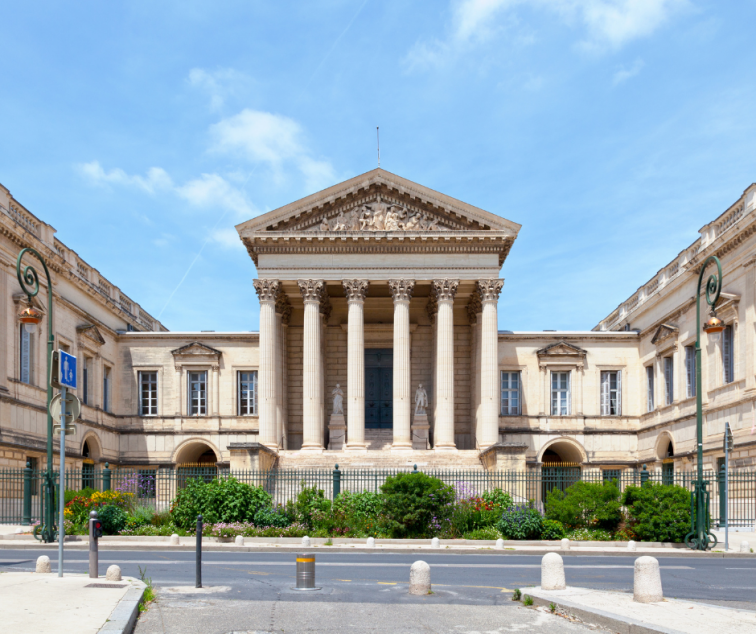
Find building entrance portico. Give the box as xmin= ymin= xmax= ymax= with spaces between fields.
xmin=365 ymin=349 xmax=393 ymax=429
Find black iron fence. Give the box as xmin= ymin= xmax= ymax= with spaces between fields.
xmin=2 ymin=463 xmax=754 ymax=529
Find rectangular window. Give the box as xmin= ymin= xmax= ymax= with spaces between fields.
xmin=685 ymin=346 xmax=696 ymax=398
xmin=82 ymin=356 xmax=91 ymax=405
xmin=602 ymin=469 xmax=621 ymax=485
xmin=723 ymin=325 xmax=734 ymax=384
xmin=646 ymin=365 xmax=655 ymax=412
xmin=600 ymin=371 xmax=621 ymax=416
xmin=189 ymin=371 xmax=207 ymax=416
xmin=500 ymin=371 xmax=521 ymax=415
xmin=551 ymin=371 xmax=570 ymax=416
xmin=103 ymin=366 xmax=111 ymax=412
xmin=238 ymin=371 xmax=258 ymax=416
xmin=664 ymin=356 xmax=674 ymax=405
xmin=20 ymin=326 xmax=31 ymax=384
xmin=139 ymin=372 xmax=158 ymax=416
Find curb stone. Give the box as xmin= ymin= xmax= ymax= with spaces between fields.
xmin=97 ymin=579 xmax=147 ymax=634
xmin=524 ymin=588 xmax=690 ymax=634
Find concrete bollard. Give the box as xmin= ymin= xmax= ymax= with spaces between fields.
xmin=302 ymin=536 xmax=311 ymax=547
xmin=541 ymin=552 xmax=566 ymax=590
xmin=740 ymin=540 xmax=750 ymax=553
xmin=495 ymin=538 xmax=504 ymax=550
xmin=235 ymin=535 xmax=245 ymax=546
xmin=409 ymin=560 xmax=431 ymax=595
xmin=431 ymin=537 xmax=440 ymax=548
xmin=367 ymin=537 xmax=375 ymax=548
xmin=106 ymin=565 xmax=122 ymax=582
xmin=560 ymin=538 xmax=570 ymax=550
xmin=633 ymin=556 xmax=663 ymax=603
xmin=170 ymin=533 xmax=180 ymax=546
xmin=36 ymin=555 xmax=51 ymax=574
xmin=628 ymin=540 xmax=637 ymax=552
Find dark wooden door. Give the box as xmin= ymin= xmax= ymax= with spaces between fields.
xmin=365 ymin=349 xmax=393 ymax=429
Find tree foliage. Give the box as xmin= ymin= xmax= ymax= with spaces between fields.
xmin=622 ymin=483 xmax=691 ymax=542
xmin=545 ymin=481 xmax=623 ymax=530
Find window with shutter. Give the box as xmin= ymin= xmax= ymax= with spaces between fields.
xmin=600 ymin=371 xmax=621 ymax=416
xmin=722 ymin=325 xmax=734 ymax=384
xmin=20 ymin=326 xmax=31 ymax=384
xmin=685 ymin=346 xmax=696 ymax=397
xmin=646 ymin=366 xmax=654 ymax=412
xmin=664 ymin=357 xmax=674 ymax=405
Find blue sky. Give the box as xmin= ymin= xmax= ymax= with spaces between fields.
xmin=2 ymin=1 xmax=755 ymax=332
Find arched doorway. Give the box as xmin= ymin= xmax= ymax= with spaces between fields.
xmin=540 ymin=439 xmax=585 ymax=501
xmin=175 ymin=441 xmax=219 ymax=487
xmin=82 ymin=440 xmax=95 ymax=490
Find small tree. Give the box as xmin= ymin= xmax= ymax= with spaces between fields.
xmin=380 ymin=472 xmax=455 ymax=538
xmin=622 ymin=483 xmax=691 ymax=542
xmin=545 ymin=481 xmax=622 ymax=530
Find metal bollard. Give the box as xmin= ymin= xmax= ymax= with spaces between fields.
xmin=22 ymin=461 xmax=32 ymax=526
xmin=196 ymin=515 xmax=203 ymax=589
xmin=293 ymin=553 xmax=320 ymax=591
xmin=89 ymin=510 xmax=101 ymax=578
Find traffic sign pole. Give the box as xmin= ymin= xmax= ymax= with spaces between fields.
xmin=58 ymin=386 xmax=66 ymax=577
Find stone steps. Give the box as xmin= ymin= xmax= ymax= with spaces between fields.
xmin=277 ymin=449 xmax=485 ymax=470
xmin=364 ymin=429 xmax=393 ymax=451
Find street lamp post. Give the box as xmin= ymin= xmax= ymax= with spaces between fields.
xmin=16 ymin=247 xmax=56 ymax=543
xmin=686 ymin=254 xmax=725 ymax=551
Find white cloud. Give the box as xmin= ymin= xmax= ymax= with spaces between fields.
xmin=406 ymin=0 xmax=687 ymax=69
xmin=613 ymin=58 xmax=644 ymax=84
xmin=77 ymin=161 xmax=173 ymax=193
xmin=210 ymin=227 xmax=244 ymax=250
xmin=188 ymin=68 xmax=252 ymax=111
xmin=209 ymin=109 xmax=336 ymax=191
xmin=175 ymin=173 xmax=255 ymax=218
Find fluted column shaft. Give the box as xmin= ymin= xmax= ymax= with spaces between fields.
xmin=253 ymin=279 xmax=280 ymax=450
xmin=389 ymin=279 xmax=415 ymax=450
xmin=432 ymin=279 xmax=459 ymax=450
xmin=343 ymin=280 xmax=369 ymax=450
xmin=298 ymin=279 xmax=325 ymax=450
xmin=478 ymin=279 xmax=504 ymax=449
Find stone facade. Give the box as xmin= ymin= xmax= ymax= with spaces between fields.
xmin=1 ymin=172 xmax=755 ymax=477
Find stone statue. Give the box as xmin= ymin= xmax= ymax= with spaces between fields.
xmin=332 ymin=384 xmax=344 ymax=415
xmin=414 ymin=384 xmax=428 ymax=416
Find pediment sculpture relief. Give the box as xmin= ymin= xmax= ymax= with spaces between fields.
xmin=315 ymin=197 xmax=447 ymax=232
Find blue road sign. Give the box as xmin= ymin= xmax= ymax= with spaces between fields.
xmin=59 ymin=350 xmax=77 ymax=389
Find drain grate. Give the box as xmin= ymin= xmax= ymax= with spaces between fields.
xmin=85 ymin=583 xmax=126 ymax=588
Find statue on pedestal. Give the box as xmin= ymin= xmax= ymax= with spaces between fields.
xmin=332 ymin=384 xmax=344 ymax=415
xmin=414 ymin=384 xmax=428 ymax=416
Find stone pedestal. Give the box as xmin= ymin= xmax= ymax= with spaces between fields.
xmin=228 ymin=442 xmax=278 ymax=471
xmin=411 ymin=414 xmax=430 ymax=450
xmin=479 ymin=443 xmax=528 ymax=472
xmin=328 ymin=414 xmax=346 ymax=450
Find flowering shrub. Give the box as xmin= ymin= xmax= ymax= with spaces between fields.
xmin=450 ymin=486 xmax=513 ymax=536
xmin=201 ymin=521 xmax=308 ymax=538
xmin=497 ymin=505 xmax=543 ymax=540
xmin=564 ymin=527 xmax=613 ymax=541
xmin=463 ymin=527 xmax=503 ymax=540
xmin=541 ymin=519 xmax=566 ymax=540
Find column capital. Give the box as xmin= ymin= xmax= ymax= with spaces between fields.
xmin=297 ymin=279 xmax=325 ymax=303
xmin=320 ymin=292 xmax=332 ymax=321
xmin=477 ymin=279 xmax=504 ymax=303
xmin=275 ymin=294 xmax=292 ymax=324
xmin=342 ymin=279 xmax=369 ymax=303
xmin=432 ymin=279 xmax=459 ymax=302
xmin=466 ymin=292 xmax=482 ymax=324
xmin=388 ymin=279 xmax=415 ymax=303
xmin=253 ymin=279 xmax=280 ymax=303
xmin=426 ymin=294 xmax=438 ymax=325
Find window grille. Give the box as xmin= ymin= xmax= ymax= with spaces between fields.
xmin=500 ymin=371 xmax=521 ymax=415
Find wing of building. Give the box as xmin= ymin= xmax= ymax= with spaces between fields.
xmin=1 ymin=171 xmax=755 ymax=481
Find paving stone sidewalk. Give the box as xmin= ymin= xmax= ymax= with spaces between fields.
xmin=0 ymin=571 xmax=145 ymax=634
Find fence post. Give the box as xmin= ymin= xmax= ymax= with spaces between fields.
xmin=102 ymin=462 xmax=111 ymax=492
xmin=718 ymin=463 xmax=726 ymax=527
xmin=22 ymin=461 xmax=32 ymax=525
xmin=196 ymin=514 xmax=203 ymax=589
xmin=640 ymin=464 xmax=649 ymax=488
xmin=332 ymin=464 xmax=341 ymax=500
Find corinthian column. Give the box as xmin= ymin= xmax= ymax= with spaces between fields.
xmin=432 ymin=279 xmax=459 ymax=450
xmin=343 ymin=279 xmax=369 ymax=450
xmin=389 ymin=279 xmax=415 ymax=450
xmin=298 ymin=279 xmax=325 ymax=451
xmin=477 ymin=279 xmax=504 ymax=450
xmin=253 ymin=279 xmax=280 ymax=450
xmin=275 ymin=294 xmax=291 ymax=448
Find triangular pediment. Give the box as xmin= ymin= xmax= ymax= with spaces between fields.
xmin=651 ymin=323 xmax=678 ymax=345
xmin=76 ymin=324 xmax=106 ymax=346
xmin=537 ymin=341 xmax=587 ymax=357
xmin=171 ymin=342 xmax=222 ymax=358
xmin=236 ymin=169 xmax=521 ymax=235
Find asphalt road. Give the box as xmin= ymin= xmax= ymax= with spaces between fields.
xmin=2 ymin=548 xmax=755 ymax=633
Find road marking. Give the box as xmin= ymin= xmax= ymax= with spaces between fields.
xmin=377 ymin=582 xmax=396 ymax=585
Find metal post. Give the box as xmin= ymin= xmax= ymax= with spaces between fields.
xmin=58 ymin=386 xmax=67 ymax=577
xmin=22 ymin=461 xmax=32 ymax=526
xmin=640 ymin=464 xmax=648 ymax=487
xmin=718 ymin=463 xmax=726 ymax=527
xmin=16 ymin=248 xmax=55 ymax=543
xmin=103 ymin=462 xmax=111 ymax=491
xmin=294 ymin=553 xmax=320 ymax=591
xmin=89 ymin=510 xmax=99 ymax=578
xmin=196 ymin=515 xmax=203 ymax=588
xmin=333 ymin=464 xmax=341 ymax=500
xmin=725 ymin=433 xmax=730 ymax=552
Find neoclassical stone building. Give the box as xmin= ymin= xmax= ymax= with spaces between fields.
xmin=1 ymin=171 xmax=755 ymax=478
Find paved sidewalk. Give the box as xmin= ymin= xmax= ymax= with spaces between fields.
xmin=0 ymin=571 xmax=145 ymax=634
xmin=526 ymin=585 xmax=756 ymax=634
